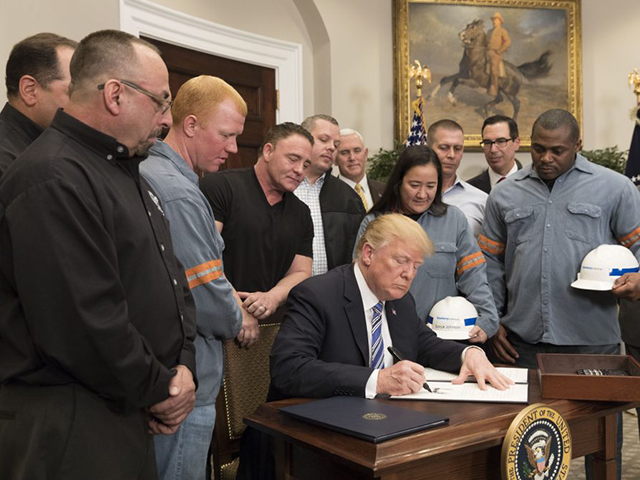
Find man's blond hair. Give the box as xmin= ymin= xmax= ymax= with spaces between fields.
xmin=171 ymin=75 xmax=247 ymax=126
xmin=355 ymin=213 xmax=434 ymax=261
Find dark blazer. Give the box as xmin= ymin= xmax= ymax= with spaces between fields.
xmin=467 ymin=159 xmax=523 ymax=194
xmin=319 ymin=174 xmax=365 ymax=270
xmin=368 ymin=177 xmax=386 ymax=206
xmin=269 ymin=264 xmax=466 ymax=400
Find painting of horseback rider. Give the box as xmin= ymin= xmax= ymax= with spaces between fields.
xmin=486 ymin=12 xmax=511 ymax=96
xmin=395 ymin=0 xmax=581 ymax=150
xmin=429 ymin=15 xmax=552 ymax=122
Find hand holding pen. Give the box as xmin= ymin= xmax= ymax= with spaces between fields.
xmin=387 ymin=346 xmax=433 ymax=393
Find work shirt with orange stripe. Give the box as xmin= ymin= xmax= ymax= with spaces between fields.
xmin=356 ymin=206 xmax=499 ymax=337
xmin=141 ymin=140 xmax=242 ymax=407
xmin=479 ymin=155 xmax=640 ymax=345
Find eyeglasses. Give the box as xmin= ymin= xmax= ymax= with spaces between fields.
xmin=98 ymin=79 xmax=172 ymax=114
xmin=480 ymin=138 xmax=513 ymax=149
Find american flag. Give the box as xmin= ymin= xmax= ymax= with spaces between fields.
xmin=624 ymin=106 xmax=640 ymax=185
xmin=406 ymin=97 xmax=427 ymax=146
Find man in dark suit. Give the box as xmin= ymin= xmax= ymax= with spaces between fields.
xmin=467 ymin=115 xmax=522 ymax=194
xmin=335 ymin=128 xmax=385 ymax=211
xmin=238 ymin=214 xmax=511 ymax=480
xmin=270 ymin=213 xmax=511 ymax=399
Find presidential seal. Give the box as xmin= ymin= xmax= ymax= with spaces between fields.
xmin=362 ymin=413 xmax=387 ymax=421
xmin=502 ymin=404 xmax=571 ymax=480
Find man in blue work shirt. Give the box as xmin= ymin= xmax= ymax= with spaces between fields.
xmin=141 ymin=75 xmax=259 ymax=480
xmin=479 ymin=108 xmax=640 ymax=479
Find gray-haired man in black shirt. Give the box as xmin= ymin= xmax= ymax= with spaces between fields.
xmin=0 ymin=30 xmax=196 ymax=480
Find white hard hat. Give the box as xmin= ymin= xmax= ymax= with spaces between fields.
xmin=427 ymin=296 xmax=477 ymax=340
xmin=571 ymin=244 xmax=639 ymax=291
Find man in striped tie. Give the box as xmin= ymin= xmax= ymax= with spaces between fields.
xmin=270 ymin=213 xmax=511 ymax=399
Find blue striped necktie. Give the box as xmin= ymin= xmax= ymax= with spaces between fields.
xmin=370 ymin=302 xmax=384 ymax=369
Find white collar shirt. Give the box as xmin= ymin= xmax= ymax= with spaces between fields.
xmin=488 ymin=161 xmax=519 ymax=188
xmin=443 ymin=176 xmax=488 ymax=237
xmin=354 ymin=263 xmax=393 ymax=398
xmin=337 ymin=174 xmax=374 ymax=211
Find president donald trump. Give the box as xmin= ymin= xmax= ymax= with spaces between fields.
xmin=269 ymin=213 xmax=510 ymax=399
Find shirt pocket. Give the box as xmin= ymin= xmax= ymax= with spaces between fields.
xmin=424 ymin=242 xmax=457 ymax=279
xmin=565 ymin=202 xmax=602 ymax=243
xmin=504 ymin=206 xmax=535 ymax=245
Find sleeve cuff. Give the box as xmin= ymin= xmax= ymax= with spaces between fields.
xmin=461 ymin=345 xmax=485 ymax=363
xmin=365 ymin=369 xmax=380 ymax=399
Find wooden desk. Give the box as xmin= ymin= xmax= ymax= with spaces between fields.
xmin=245 ymin=371 xmax=636 ymax=480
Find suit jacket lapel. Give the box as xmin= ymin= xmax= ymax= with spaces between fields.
xmin=344 ymin=265 xmax=369 ymax=365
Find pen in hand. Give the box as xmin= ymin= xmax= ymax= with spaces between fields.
xmin=387 ymin=346 xmax=433 ymax=393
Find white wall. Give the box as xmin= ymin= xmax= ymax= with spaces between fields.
xmin=1 ymin=0 xmax=639 ymax=180
xmin=0 ymin=0 xmax=119 ymax=93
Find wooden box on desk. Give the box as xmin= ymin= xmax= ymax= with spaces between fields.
xmin=537 ymin=354 xmax=640 ymax=401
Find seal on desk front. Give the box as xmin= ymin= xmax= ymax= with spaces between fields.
xmin=501 ymin=403 xmax=571 ymax=480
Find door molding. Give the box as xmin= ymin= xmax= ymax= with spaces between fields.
xmin=120 ymin=0 xmax=303 ymax=122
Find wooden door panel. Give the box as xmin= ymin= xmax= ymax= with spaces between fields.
xmin=142 ymin=36 xmax=276 ymax=169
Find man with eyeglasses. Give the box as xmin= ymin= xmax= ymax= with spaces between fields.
xmin=427 ymin=119 xmax=488 ymax=237
xmin=468 ymin=115 xmax=523 ymax=194
xmin=0 ymin=30 xmax=196 ymax=480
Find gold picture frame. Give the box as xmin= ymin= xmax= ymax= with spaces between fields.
xmin=393 ymin=0 xmax=582 ymax=151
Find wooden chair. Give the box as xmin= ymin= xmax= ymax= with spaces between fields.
xmin=210 ymin=317 xmax=282 ymax=480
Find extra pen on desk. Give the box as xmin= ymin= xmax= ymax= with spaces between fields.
xmin=387 ymin=346 xmax=433 ymax=393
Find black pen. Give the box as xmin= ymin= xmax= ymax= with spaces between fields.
xmin=387 ymin=346 xmax=433 ymax=393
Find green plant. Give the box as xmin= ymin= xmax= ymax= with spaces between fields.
xmin=367 ymin=142 xmax=404 ymax=182
xmin=580 ymin=146 xmax=628 ymax=174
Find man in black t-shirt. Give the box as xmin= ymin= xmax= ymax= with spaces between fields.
xmin=200 ymin=122 xmax=314 ymax=322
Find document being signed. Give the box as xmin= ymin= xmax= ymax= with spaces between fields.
xmin=390 ymin=367 xmax=529 ymax=404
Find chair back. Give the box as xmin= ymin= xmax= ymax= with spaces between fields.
xmin=210 ymin=317 xmax=282 ymax=480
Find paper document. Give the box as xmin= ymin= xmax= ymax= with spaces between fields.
xmin=423 ymin=367 xmax=528 ymax=384
xmin=390 ymin=367 xmax=529 ymax=404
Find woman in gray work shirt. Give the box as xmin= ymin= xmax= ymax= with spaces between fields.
xmin=355 ymin=145 xmax=499 ymax=344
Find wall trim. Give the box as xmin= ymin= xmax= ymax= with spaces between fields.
xmin=120 ymin=0 xmax=303 ymax=122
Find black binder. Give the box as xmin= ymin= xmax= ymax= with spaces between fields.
xmin=279 ymin=396 xmax=448 ymax=443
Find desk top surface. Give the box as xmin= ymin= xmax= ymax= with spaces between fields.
xmin=245 ymin=370 xmax=636 ymax=474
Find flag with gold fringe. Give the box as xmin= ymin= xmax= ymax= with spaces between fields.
xmin=406 ymin=97 xmax=427 ymax=146
xmin=624 ymin=106 xmax=640 ymax=185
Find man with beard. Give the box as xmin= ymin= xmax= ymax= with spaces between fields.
xmin=0 ymin=30 xmax=196 ymax=480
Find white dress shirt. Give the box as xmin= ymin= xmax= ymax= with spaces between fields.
xmin=487 ymin=162 xmax=519 ymax=189
xmin=442 ymin=176 xmax=488 ymax=237
xmin=353 ymin=263 xmax=394 ymax=398
xmin=337 ymin=174 xmax=374 ymax=211
xmin=355 ymin=263 xmax=481 ymax=398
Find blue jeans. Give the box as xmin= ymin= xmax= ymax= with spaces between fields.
xmin=154 ymin=402 xmax=217 ymax=480
xmin=507 ymin=334 xmax=622 ymax=480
